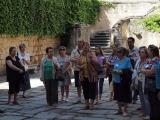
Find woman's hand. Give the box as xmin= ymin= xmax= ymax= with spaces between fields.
xmin=19 ymin=69 xmax=23 ymax=74
xmin=77 ymin=64 xmax=85 ymax=69
xmin=113 ymin=69 xmax=122 ymax=74
xmin=140 ymin=68 xmax=146 ymax=74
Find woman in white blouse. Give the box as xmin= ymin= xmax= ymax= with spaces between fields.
xmin=18 ymin=43 xmax=31 ymax=98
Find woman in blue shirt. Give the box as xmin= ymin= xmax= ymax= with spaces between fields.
xmin=112 ymin=47 xmax=132 ymax=116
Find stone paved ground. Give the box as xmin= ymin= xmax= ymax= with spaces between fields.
xmin=0 ymin=75 xmax=143 ymax=120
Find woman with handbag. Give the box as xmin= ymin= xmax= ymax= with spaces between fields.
xmin=57 ymin=46 xmax=72 ymax=102
xmin=40 ymin=47 xmax=59 ymax=106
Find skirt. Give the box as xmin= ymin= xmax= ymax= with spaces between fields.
xmin=20 ymin=71 xmax=31 ymax=91
xmin=114 ymin=83 xmax=132 ymax=103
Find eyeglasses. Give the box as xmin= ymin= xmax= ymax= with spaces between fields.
xmin=48 ymin=50 xmax=53 ymax=53
xmin=59 ymin=48 xmax=66 ymax=51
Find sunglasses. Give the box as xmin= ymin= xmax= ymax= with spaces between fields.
xmin=117 ymin=51 xmax=122 ymax=53
xmin=139 ymin=51 xmax=145 ymax=53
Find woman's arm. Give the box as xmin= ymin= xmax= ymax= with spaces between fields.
xmin=23 ymin=59 xmax=31 ymax=65
xmin=6 ymin=60 xmax=23 ymax=73
xmin=141 ymin=67 xmax=155 ymax=75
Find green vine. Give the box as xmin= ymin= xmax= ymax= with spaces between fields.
xmin=142 ymin=14 xmax=160 ymax=32
xmin=0 ymin=0 xmax=113 ymax=36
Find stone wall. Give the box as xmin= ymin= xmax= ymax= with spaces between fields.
xmin=0 ymin=36 xmax=59 ymax=75
xmin=105 ymin=0 xmax=159 ymax=28
xmin=79 ymin=7 xmax=110 ymax=43
xmin=128 ymin=20 xmax=160 ymax=48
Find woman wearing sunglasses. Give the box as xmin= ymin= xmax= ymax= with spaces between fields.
xmin=112 ymin=47 xmax=132 ymax=116
xmin=57 ymin=46 xmax=72 ymax=102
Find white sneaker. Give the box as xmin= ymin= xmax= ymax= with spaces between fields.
xmin=143 ymin=116 xmax=150 ymax=120
xmin=65 ymin=98 xmax=69 ymax=102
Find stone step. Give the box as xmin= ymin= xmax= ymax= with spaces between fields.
xmin=90 ymin=30 xmax=111 ymax=57
xmin=96 ymin=31 xmax=111 ymax=34
xmin=90 ymin=43 xmax=109 ymax=46
xmin=91 ymin=37 xmax=110 ymax=40
xmin=95 ymin=34 xmax=110 ymax=37
xmin=90 ymin=40 xmax=110 ymax=43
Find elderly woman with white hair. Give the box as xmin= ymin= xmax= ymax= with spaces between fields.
xmin=17 ymin=43 xmax=31 ymax=98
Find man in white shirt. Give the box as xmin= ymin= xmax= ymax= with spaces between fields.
xmin=128 ymin=37 xmax=139 ymax=68
xmin=71 ymin=40 xmax=84 ymax=103
xmin=127 ymin=37 xmax=139 ymax=104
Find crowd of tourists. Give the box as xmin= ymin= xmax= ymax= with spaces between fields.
xmin=4 ymin=37 xmax=160 ymax=120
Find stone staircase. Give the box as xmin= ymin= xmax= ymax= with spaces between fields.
xmin=90 ymin=30 xmax=112 ymax=57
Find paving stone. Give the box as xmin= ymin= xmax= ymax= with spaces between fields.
xmin=34 ymin=111 xmax=59 ymax=119
xmin=0 ymin=116 xmax=26 ymax=120
xmin=56 ymin=115 xmax=74 ymax=120
xmin=0 ymin=76 xmax=142 ymax=120
xmin=74 ymin=117 xmax=107 ymax=120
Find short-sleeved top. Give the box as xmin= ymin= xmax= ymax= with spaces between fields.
xmin=57 ymin=55 xmax=70 ymax=76
xmin=44 ymin=59 xmax=54 ymax=80
xmin=97 ymin=55 xmax=105 ymax=66
xmin=128 ymin=47 xmax=139 ymax=62
xmin=80 ymin=55 xmax=89 ymax=78
xmin=6 ymin=56 xmax=22 ymax=81
xmin=134 ymin=59 xmax=147 ymax=89
xmin=107 ymin=54 xmax=119 ymax=73
xmin=17 ymin=52 xmax=30 ymax=70
xmin=71 ymin=49 xmax=82 ymax=71
xmin=112 ymin=57 xmax=132 ymax=83
xmin=145 ymin=57 xmax=158 ymax=78
xmin=128 ymin=47 xmax=139 ymax=68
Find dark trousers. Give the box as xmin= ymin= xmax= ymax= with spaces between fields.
xmin=148 ymin=90 xmax=160 ymax=120
xmin=96 ymin=78 xmax=104 ymax=95
xmin=132 ymin=88 xmax=139 ymax=102
xmin=81 ymin=78 xmax=96 ymax=100
xmin=8 ymin=76 xmax=20 ymax=95
xmin=74 ymin=71 xmax=80 ymax=87
xmin=44 ymin=80 xmax=58 ymax=105
xmin=108 ymin=74 xmax=112 ymax=85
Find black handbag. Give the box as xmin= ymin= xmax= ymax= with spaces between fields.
xmin=55 ymin=69 xmax=65 ymax=81
xmin=144 ymin=77 xmax=156 ymax=93
xmin=92 ymin=62 xmax=103 ymax=75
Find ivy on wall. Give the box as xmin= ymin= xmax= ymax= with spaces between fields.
xmin=0 ymin=0 xmax=113 ymax=36
xmin=142 ymin=14 xmax=160 ymax=32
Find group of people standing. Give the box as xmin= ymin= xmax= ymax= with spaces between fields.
xmin=5 ymin=37 xmax=160 ymax=120
xmin=107 ymin=37 xmax=160 ymax=120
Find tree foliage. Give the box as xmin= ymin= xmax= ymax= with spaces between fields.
xmin=143 ymin=14 xmax=160 ymax=32
xmin=0 ymin=0 xmax=111 ymax=36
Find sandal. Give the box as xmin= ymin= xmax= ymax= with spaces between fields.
xmin=114 ymin=111 xmax=122 ymax=115
xmin=12 ymin=101 xmax=19 ymax=105
xmin=84 ymin=106 xmax=90 ymax=110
